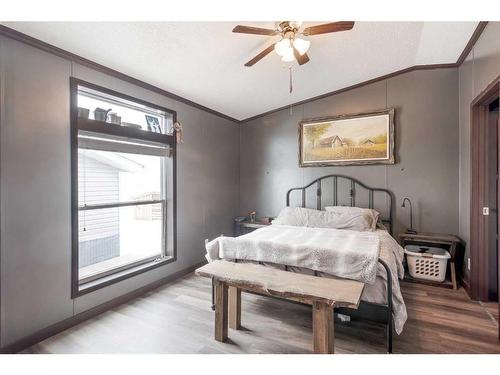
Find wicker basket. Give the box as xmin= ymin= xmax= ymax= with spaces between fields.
xmin=405 ymin=245 xmax=450 ymax=282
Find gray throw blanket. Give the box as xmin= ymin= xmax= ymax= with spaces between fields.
xmin=205 ymin=224 xmax=381 ymax=284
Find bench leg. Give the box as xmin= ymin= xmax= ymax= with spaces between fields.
xmin=214 ymin=279 xmax=228 ymax=342
xmin=211 ymin=278 xmax=216 ymax=311
xmin=313 ymin=301 xmax=334 ymax=354
xmin=228 ymin=286 xmax=241 ymax=330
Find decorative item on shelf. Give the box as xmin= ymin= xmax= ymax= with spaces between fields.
xmin=401 ymin=197 xmax=417 ymax=234
xmin=249 ymin=211 xmax=256 ymax=222
xmin=107 ymin=112 xmax=121 ymax=125
xmin=77 ymin=107 xmax=89 ymax=119
xmin=173 ymin=121 xmax=183 ymax=144
xmin=94 ymin=108 xmax=111 ymax=122
xmin=145 ymin=115 xmax=162 ymax=133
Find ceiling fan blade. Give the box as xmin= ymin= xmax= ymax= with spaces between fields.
xmin=244 ymin=44 xmax=276 ymax=67
xmin=302 ymin=21 xmax=355 ymax=36
xmin=233 ymin=25 xmax=278 ymax=36
xmin=292 ymin=45 xmax=310 ymax=66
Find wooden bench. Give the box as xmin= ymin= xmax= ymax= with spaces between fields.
xmin=196 ymin=260 xmax=365 ymax=354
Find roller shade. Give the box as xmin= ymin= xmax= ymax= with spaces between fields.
xmin=78 ymin=130 xmax=172 ymax=157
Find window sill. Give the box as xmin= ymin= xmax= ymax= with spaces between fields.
xmin=74 ymin=255 xmax=175 ymax=298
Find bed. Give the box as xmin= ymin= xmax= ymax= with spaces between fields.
xmin=206 ymin=174 xmax=407 ymax=353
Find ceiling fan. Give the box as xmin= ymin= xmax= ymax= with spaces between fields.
xmin=233 ymin=21 xmax=355 ymax=67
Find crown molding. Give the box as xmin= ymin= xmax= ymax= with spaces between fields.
xmin=0 ymin=25 xmax=240 ymax=123
xmin=241 ymin=63 xmax=456 ymax=123
xmin=240 ymin=21 xmax=489 ymax=123
xmin=0 ymin=22 xmax=489 ymax=124
xmin=456 ymin=21 xmax=488 ymax=66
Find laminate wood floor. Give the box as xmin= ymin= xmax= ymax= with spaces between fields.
xmin=23 ymin=273 xmax=500 ymax=354
xmin=482 ymin=301 xmax=499 ymax=324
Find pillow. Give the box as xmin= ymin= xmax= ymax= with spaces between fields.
xmin=272 ymin=206 xmax=378 ymax=231
xmin=324 ymin=206 xmax=380 ymax=231
xmin=271 ymin=207 xmax=313 ymax=227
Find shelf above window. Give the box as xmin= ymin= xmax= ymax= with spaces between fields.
xmin=77 ymin=117 xmax=174 ymax=145
xmin=74 ymin=77 xmax=176 ymax=145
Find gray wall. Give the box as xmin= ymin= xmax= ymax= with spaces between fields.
xmin=240 ymin=68 xmax=460 ymax=237
xmin=0 ymin=36 xmax=239 ymax=348
xmin=458 ymin=22 xmax=500 ymax=281
xmin=2 ymin=24 xmax=496 ymax=349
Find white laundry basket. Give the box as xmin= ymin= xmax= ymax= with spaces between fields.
xmin=405 ymin=245 xmax=451 ymax=282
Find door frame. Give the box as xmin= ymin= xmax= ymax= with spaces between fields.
xmin=470 ymin=76 xmax=500 ymax=306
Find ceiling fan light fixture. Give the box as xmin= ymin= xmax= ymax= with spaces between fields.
xmin=293 ymin=38 xmax=310 ymax=56
xmin=274 ymin=38 xmax=291 ymax=57
xmin=234 ymin=21 xmax=355 ymax=67
xmin=281 ymin=48 xmax=295 ymax=62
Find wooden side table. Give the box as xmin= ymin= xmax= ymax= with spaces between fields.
xmin=399 ymin=232 xmax=465 ymax=290
xmin=233 ymin=219 xmax=271 ymax=236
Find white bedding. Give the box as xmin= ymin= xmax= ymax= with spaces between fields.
xmin=205 ymin=225 xmax=408 ymax=334
xmin=272 ymin=206 xmax=379 ymax=232
xmin=206 ymin=225 xmax=380 ymax=283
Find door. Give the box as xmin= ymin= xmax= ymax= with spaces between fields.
xmin=496 ymin=99 xmax=500 ymax=340
xmin=470 ymin=79 xmax=500 ymax=343
xmin=487 ymin=100 xmax=499 ymax=302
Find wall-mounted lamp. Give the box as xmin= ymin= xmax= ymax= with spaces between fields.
xmin=401 ymin=197 xmax=417 ymax=234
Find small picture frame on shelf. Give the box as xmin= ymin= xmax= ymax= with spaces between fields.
xmin=145 ymin=115 xmax=162 ymax=133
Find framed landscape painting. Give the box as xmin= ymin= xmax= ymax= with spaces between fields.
xmin=299 ymin=108 xmax=395 ymax=167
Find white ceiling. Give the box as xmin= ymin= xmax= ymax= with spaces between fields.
xmin=2 ymin=22 xmax=478 ymax=121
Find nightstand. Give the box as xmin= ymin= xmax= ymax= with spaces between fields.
xmin=399 ymin=232 xmax=465 ymax=290
xmin=234 ymin=219 xmax=271 ymax=236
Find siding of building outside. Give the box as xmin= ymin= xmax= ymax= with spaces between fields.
xmin=134 ymin=192 xmax=162 ymax=220
xmin=78 ymin=153 xmax=120 ymax=267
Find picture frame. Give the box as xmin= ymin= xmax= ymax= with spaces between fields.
xmin=298 ymin=108 xmax=395 ymax=167
xmin=145 ymin=115 xmax=162 ymax=133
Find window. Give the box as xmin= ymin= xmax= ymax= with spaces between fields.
xmin=71 ymin=79 xmax=176 ymax=297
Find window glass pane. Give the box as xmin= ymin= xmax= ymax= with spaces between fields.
xmin=78 ymin=149 xmax=164 ymax=206
xmin=73 ymin=82 xmax=175 ymax=291
xmin=78 ymin=203 xmax=164 ymax=281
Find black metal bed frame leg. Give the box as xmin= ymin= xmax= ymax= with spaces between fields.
xmin=387 ymin=317 xmax=393 ymax=354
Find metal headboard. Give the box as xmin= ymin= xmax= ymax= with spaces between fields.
xmin=285 ymin=174 xmax=395 ymax=235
